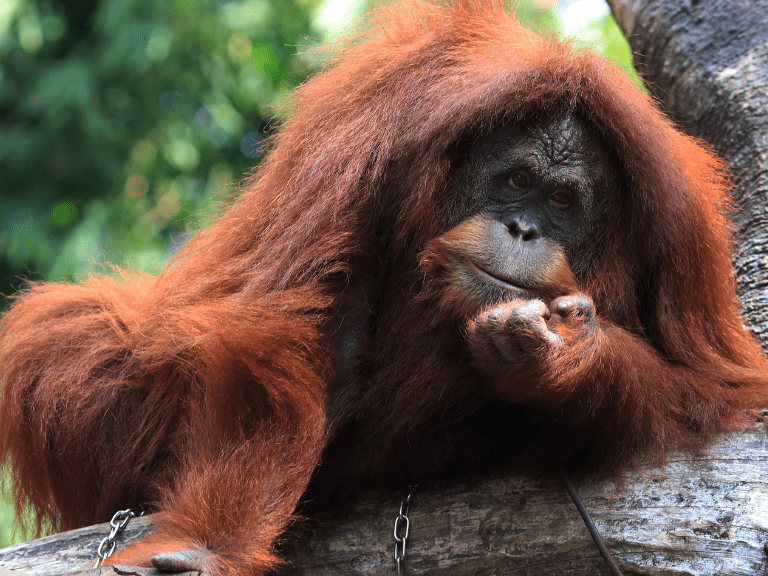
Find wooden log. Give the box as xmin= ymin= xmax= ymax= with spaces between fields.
xmin=1 ymin=424 xmax=767 ymax=576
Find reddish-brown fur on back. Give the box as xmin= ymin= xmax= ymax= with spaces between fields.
xmin=1 ymin=1 xmax=767 ymax=573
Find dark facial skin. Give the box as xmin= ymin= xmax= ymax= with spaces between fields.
xmin=455 ymin=112 xmax=616 ymax=282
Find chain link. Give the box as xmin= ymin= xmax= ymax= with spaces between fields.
xmin=95 ymin=508 xmax=143 ymax=566
xmin=393 ymin=486 xmax=417 ymax=576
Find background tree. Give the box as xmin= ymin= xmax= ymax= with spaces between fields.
xmin=607 ymin=0 xmax=768 ymax=351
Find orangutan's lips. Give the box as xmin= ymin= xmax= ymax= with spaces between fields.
xmin=463 ymin=257 xmax=531 ymax=292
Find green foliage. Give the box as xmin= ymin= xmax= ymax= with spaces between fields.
xmin=514 ymin=0 xmax=561 ymax=35
xmin=0 ymin=0 xmax=319 ymax=300
xmin=0 ymin=492 xmax=16 ymax=548
xmin=562 ymin=11 xmax=642 ymax=86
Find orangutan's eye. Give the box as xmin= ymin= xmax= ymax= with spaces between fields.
xmin=507 ymin=170 xmax=530 ymax=191
xmin=549 ymin=188 xmax=573 ymax=210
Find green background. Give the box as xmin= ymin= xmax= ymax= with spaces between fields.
xmin=0 ymin=0 xmax=635 ymax=548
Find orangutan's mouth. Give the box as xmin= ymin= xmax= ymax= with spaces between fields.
xmin=463 ymin=257 xmax=532 ymax=293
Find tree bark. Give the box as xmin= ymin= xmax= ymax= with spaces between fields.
xmin=3 ymin=2 xmax=768 ymax=575
xmin=607 ymin=0 xmax=768 ymax=349
xmin=1 ymin=425 xmax=767 ymax=576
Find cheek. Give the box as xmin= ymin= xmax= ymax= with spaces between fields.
xmin=421 ymin=243 xmax=522 ymax=315
xmin=559 ymin=212 xmax=608 ymax=279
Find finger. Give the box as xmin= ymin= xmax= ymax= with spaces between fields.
xmin=549 ymin=294 xmax=595 ymax=322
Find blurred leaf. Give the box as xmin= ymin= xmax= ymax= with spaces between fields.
xmin=0 ymin=0 xmax=317 ymax=296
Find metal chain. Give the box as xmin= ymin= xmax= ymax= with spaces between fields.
xmin=95 ymin=508 xmax=143 ymax=566
xmin=393 ymin=486 xmax=417 ymax=576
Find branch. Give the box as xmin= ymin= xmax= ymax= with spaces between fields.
xmin=1 ymin=425 xmax=766 ymax=576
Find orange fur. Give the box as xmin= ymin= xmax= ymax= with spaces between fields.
xmin=2 ymin=1 xmax=767 ymax=573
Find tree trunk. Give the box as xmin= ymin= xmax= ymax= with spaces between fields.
xmin=607 ymin=0 xmax=768 ymax=349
